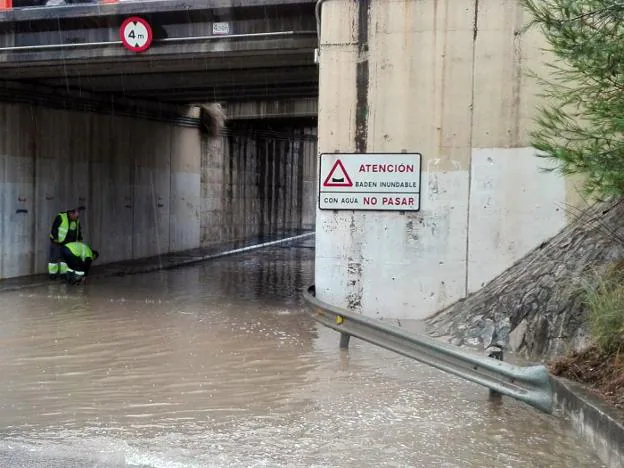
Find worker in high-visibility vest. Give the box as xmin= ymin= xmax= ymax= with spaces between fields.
xmin=48 ymin=207 xmax=82 ymax=279
xmin=60 ymin=241 xmax=99 ymax=285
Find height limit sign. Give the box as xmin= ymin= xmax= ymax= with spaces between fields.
xmin=120 ymin=17 xmax=153 ymax=53
xmin=319 ymin=153 xmax=422 ymax=211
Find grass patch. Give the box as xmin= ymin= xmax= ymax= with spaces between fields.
xmin=586 ymin=262 xmax=624 ymax=355
xmin=551 ymin=262 xmax=624 ymax=410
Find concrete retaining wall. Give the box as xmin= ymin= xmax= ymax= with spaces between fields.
xmin=0 ymin=102 xmax=201 ymax=279
xmin=315 ymin=0 xmax=586 ymax=319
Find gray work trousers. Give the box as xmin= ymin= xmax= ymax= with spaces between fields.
xmin=49 ymin=241 xmax=62 ymax=263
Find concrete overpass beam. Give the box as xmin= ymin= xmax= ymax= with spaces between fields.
xmin=226 ymin=98 xmax=318 ymax=121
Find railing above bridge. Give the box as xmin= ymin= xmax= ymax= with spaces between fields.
xmin=1 ymin=0 xmax=315 ymax=15
xmin=2 ymin=0 xmax=117 ymax=10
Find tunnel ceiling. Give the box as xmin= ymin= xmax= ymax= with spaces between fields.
xmin=0 ymin=0 xmax=319 ymax=103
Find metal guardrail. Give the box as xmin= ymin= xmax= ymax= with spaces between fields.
xmin=303 ymin=285 xmax=553 ymax=414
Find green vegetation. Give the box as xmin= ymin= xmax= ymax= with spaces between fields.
xmin=550 ymin=264 xmax=623 ymax=409
xmin=524 ymin=1 xmax=624 ymax=408
xmin=522 ymin=0 xmax=624 ymax=198
xmin=586 ymin=263 xmax=624 ymax=354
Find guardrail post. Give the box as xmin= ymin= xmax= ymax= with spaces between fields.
xmin=335 ymin=314 xmax=351 ymax=348
xmin=484 ymin=317 xmax=509 ymax=400
xmin=488 ymin=346 xmax=504 ymax=361
xmin=487 ymin=345 xmax=504 ymax=400
xmin=339 ymin=333 xmax=351 ymax=349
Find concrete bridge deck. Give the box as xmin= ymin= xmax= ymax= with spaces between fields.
xmin=0 ymin=0 xmax=318 ymax=102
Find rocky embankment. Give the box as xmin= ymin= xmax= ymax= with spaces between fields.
xmin=426 ymin=199 xmax=624 ymax=362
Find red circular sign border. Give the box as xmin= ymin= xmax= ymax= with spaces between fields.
xmin=120 ymin=16 xmax=153 ymax=53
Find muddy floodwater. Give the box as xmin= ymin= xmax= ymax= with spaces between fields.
xmin=0 ymin=240 xmax=604 ymax=467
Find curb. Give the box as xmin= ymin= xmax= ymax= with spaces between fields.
xmin=552 ymin=376 xmax=624 ymax=468
xmin=95 ymin=232 xmax=316 ymax=278
xmin=0 ymin=232 xmax=315 ymax=293
xmin=140 ymin=232 xmax=315 ymax=272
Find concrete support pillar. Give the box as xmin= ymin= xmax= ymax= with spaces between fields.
xmin=301 ymin=127 xmax=317 ymax=230
xmin=169 ymin=108 xmax=202 ymax=253
xmin=315 ymin=0 xmax=578 ymax=320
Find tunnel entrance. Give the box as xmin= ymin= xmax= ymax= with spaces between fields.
xmin=0 ymin=0 xmax=319 ymax=279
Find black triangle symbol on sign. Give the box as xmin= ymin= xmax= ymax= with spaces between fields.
xmin=323 ymin=160 xmax=353 ymax=187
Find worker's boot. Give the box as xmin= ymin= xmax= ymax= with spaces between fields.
xmin=64 ymin=271 xmax=76 ymax=285
xmin=72 ymin=271 xmax=85 ymax=285
xmin=59 ymin=262 xmax=69 ymax=281
xmin=48 ymin=263 xmax=59 ymax=280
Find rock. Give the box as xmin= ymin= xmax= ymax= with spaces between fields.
xmin=480 ymin=319 xmax=496 ymax=347
xmin=509 ymin=319 xmax=527 ymax=352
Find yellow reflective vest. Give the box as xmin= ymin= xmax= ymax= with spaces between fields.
xmin=50 ymin=212 xmax=79 ymax=244
xmin=65 ymin=242 xmax=95 ymax=262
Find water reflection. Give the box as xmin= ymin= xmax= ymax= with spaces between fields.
xmin=0 ymin=241 xmax=605 ymax=467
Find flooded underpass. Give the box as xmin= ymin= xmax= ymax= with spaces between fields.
xmin=0 ymin=239 xmax=604 ymax=467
